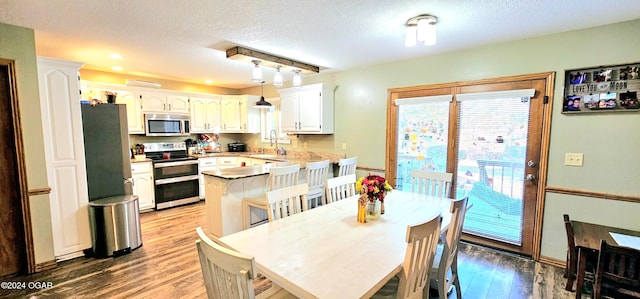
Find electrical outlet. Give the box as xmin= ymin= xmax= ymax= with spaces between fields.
xmin=292 ymin=140 xmax=298 ymax=148
xmin=254 ymin=140 xmax=258 ymax=146
xmin=342 ymin=143 xmax=347 ymax=150
xmin=564 ymin=153 xmax=584 ymax=166
xmin=303 ymin=141 xmax=308 ymax=149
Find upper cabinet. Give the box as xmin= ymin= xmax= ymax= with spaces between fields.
xmin=115 ymin=91 xmax=144 ymax=134
xmin=190 ymin=96 xmax=222 ymax=133
xmin=221 ymin=95 xmax=260 ymax=133
xmin=278 ymin=83 xmax=334 ymax=134
xmin=83 ymin=82 xmax=144 ymax=134
xmin=141 ymin=92 xmax=189 ymax=114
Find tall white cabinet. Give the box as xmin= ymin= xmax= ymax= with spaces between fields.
xmin=278 ymin=83 xmax=334 ymax=134
xmin=37 ymin=57 xmax=91 ymax=260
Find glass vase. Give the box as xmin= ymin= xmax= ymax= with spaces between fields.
xmin=366 ymin=200 xmax=381 ymax=220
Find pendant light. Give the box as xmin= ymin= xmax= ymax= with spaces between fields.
xmin=292 ymin=70 xmax=302 ymax=87
xmin=253 ymin=81 xmax=272 ymax=109
xmin=273 ymin=65 xmax=283 ymax=87
xmin=251 ymin=60 xmax=263 ymax=82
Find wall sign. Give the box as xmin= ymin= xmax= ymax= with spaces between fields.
xmin=562 ymin=63 xmax=639 ymax=113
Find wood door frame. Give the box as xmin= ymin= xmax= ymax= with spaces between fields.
xmin=385 ymin=72 xmax=555 ymax=260
xmin=0 ymin=58 xmax=36 ymax=274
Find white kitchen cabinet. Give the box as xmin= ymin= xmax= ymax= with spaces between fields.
xmin=217 ymin=156 xmax=239 ymax=168
xmin=221 ymin=95 xmax=260 ymax=133
xmin=115 ymin=91 xmax=144 ymax=134
xmin=198 ymin=157 xmax=217 ymax=198
xmin=278 ymin=83 xmax=334 ymax=134
xmin=37 ymin=57 xmax=92 ymax=259
xmin=81 ymin=82 xmax=145 ymax=134
xmin=141 ymin=92 xmax=189 ymax=114
xmin=190 ymin=96 xmax=221 ymax=133
xmin=131 ymin=161 xmax=155 ymax=211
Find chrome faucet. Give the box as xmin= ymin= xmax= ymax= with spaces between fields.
xmin=269 ymin=129 xmax=279 ymax=154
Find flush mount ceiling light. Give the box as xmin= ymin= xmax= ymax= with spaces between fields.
xmin=253 ymin=81 xmax=272 ymax=109
xmin=226 ymin=46 xmax=319 ymax=86
xmin=405 ymin=14 xmax=437 ymax=47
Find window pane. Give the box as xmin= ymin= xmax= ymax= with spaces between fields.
xmin=396 ymin=101 xmax=449 ymax=191
xmin=456 ymin=97 xmax=529 ymax=245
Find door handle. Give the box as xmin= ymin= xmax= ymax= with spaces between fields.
xmin=526 ymin=174 xmax=536 ymax=181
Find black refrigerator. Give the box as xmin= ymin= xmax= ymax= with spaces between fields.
xmin=80 ymin=104 xmax=133 ymax=200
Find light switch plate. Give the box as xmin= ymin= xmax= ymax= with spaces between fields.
xmin=565 ymin=153 xmax=584 ymax=166
xmin=342 ymin=143 xmax=347 ymax=150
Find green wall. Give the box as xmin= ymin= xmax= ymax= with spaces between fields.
xmin=0 ymin=23 xmax=55 ymax=264
xmin=307 ymin=19 xmax=640 ymax=262
xmin=3 ymin=18 xmax=639 ymax=267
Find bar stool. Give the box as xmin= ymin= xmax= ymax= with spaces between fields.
xmin=242 ymin=164 xmax=300 ymax=229
xmin=305 ymin=160 xmax=330 ymax=208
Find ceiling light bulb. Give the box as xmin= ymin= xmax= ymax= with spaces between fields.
xmin=292 ymin=70 xmax=302 ymax=87
xmin=424 ymin=22 xmax=437 ymax=46
xmin=273 ymin=66 xmax=283 ymax=87
xmin=405 ymin=24 xmax=417 ymax=47
xmin=251 ymin=60 xmax=262 ymax=82
xmin=416 ymin=18 xmax=429 ymax=41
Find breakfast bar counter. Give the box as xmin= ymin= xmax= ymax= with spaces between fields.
xmin=203 ymin=162 xmax=293 ymax=236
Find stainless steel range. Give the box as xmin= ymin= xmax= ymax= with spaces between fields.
xmin=143 ymin=142 xmax=200 ymax=210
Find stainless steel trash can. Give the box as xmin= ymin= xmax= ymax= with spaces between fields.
xmin=88 ymin=195 xmax=142 ymax=257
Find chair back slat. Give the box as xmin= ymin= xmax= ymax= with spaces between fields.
xmin=266 ymin=183 xmax=309 ymax=222
xmin=305 ymin=160 xmax=330 ymax=207
xmin=410 ymin=170 xmax=453 ymax=198
xmin=195 ymin=227 xmax=256 ymax=299
xmin=338 ymin=156 xmax=357 ymax=176
xmin=325 ymin=174 xmax=356 ymax=204
xmin=594 ymin=240 xmax=640 ymax=299
xmin=397 ymin=214 xmax=442 ymax=299
xmin=268 ymin=164 xmax=300 ymax=190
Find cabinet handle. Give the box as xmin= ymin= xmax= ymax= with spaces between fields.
xmin=163 ymin=103 xmax=166 ymax=111
xmin=169 ymin=104 xmax=172 ymax=111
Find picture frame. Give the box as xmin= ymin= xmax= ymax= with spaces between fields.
xmin=562 ymin=62 xmax=640 ymax=114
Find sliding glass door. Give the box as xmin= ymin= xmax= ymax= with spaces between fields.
xmin=387 ymin=74 xmax=553 ymax=256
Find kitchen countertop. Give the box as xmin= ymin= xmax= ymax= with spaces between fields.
xmin=202 ymin=161 xmax=294 ymax=180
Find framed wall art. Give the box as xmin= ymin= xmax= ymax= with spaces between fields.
xmin=562 ymin=62 xmax=639 ymax=114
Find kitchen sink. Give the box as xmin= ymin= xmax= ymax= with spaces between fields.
xmin=249 ymin=154 xmax=284 ymax=160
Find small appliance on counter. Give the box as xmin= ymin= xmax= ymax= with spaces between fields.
xmin=228 ymin=142 xmax=247 ymax=152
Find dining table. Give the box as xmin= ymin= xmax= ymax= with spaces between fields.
xmin=571 ymin=220 xmax=640 ymax=299
xmin=219 ymin=190 xmax=453 ymax=299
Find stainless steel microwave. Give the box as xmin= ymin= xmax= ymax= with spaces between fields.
xmin=144 ymin=114 xmax=190 ymax=136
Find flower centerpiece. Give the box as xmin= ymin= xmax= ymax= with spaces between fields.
xmin=356 ymin=174 xmax=393 ymax=220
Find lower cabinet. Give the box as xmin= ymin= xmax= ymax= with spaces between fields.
xmin=199 ymin=157 xmax=218 ymax=198
xmin=131 ymin=161 xmax=155 ymax=211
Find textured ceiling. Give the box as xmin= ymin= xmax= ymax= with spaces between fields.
xmin=1 ymin=0 xmax=640 ymax=89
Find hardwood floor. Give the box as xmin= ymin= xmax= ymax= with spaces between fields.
xmin=1 ymin=201 xmax=585 ymax=298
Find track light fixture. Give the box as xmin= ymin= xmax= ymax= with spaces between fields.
xmin=226 ymin=46 xmax=320 ymax=87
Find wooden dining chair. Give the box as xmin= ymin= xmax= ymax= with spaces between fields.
xmin=266 ymin=183 xmax=309 ymax=222
xmin=593 ymin=240 xmax=640 ymax=299
xmin=325 ymin=174 xmax=356 ymax=204
xmin=371 ymin=213 xmax=442 ymax=299
xmin=305 ymin=160 xmax=330 ymax=208
xmin=410 ymin=170 xmax=453 ymax=198
xmin=242 ymin=164 xmax=300 ymax=229
xmin=429 ymin=197 xmax=469 ymax=299
xmin=195 ymin=227 xmax=296 ymax=299
xmin=338 ymin=156 xmax=357 ymax=176
xmin=564 ymin=214 xmax=597 ymax=291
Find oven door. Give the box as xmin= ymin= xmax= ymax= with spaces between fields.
xmin=154 ymin=177 xmax=199 ymax=209
xmin=154 ymin=160 xmax=198 ymax=180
